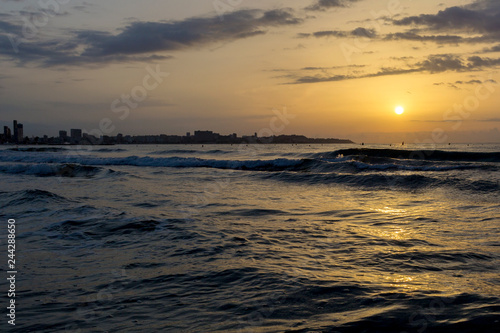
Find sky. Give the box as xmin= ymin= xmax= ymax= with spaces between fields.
xmin=0 ymin=0 xmax=499 ymax=143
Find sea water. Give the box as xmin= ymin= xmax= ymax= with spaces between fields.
xmin=0 ymin=143 xmax=499 ymax=332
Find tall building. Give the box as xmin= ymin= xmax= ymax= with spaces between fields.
xmin=59 ymin=130 xmax=68 ymax=139
xmin=3 ymin=126 xmax=11 ymax=140
xmin=13 ymin=120 xmax=18 ymax=143
xmin=17 ymin=123 xmax=23 ymax=143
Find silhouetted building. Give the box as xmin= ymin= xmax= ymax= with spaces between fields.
xmin=4 ymin=126 xmax=11 ymax=140
xmin=59 ymin=130 xmax=68 ymax=139
xmin=194 ymin=130 xmax=218 ymax=142
xmin=70 ymin=129 xmax=82 ymax=142
xmin=13 ymin=120 xmax=18 ymax=143
xmin=17 ymin=123 xmax=23 ymax=142
xmin=82 ymin=132 xmax=98 ymax=145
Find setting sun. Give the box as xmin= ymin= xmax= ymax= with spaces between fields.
xmin=395 ymin=106 xmax=405 ymax=115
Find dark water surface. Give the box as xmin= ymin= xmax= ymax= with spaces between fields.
xmin=0 ymin=144 xmax=499 ymax=332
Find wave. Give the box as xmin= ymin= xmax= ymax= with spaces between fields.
xmin=7 ymin=147 xmax=67 ymax=152
xmin=0 ymin=189 xmax=73 ymax=208
xmin=151 ymin=149 xmax=199 ymax=154
xmin=0 ymin=163 xmax=113 ymax=177
xmin=263 ymin=171 xmax=500 ymax=192
xmin=45 ymin=218 xmax=162 ymax=237
xmin=4 ymin=147 xmax=499 ymax=164
xmin=263 ymin=172 xmax=438 ymax=189
xmin=348 ymin=160 xmax=487 ymax=172
xmin=0 ymin=148 xmax=497 ymax=191
xmin=217 ymin=208 xmax=289 ymax=217
xmin=0 ymin=153 xmax=306 ymax=171
xmin=42 ymin=217 xmax=194 ymax=244
xmin=95 ymin=148 xmax=127 ymax=152
xmin=6 ymin=147 xmax=129 ymax=153
xmin=1 ymin=151 xmax=491 ymax=173
xmin=151 ymin=149 xmax=234 ymax=155
xmin=315 ymin=148 xmax=500 ymax=163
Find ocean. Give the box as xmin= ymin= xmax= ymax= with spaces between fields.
xmin=0 ymin=143 xmax=499 ymax=332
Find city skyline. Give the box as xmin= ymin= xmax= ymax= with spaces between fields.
xmin=1 ymin=0 xmax=500 ymax=143
xmin=1 ymin=118 xmax=498 ymax=144
xmin=0 ymin=119 xmax=353 ymax=145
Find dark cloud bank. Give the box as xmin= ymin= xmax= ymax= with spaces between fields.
xmin=0 ymin=7 xmax=302 ymax=67
xmin=289 ymin=0 xmax=500 ymax=84
xmin=0 ymin=0 xmax=499 ymax=84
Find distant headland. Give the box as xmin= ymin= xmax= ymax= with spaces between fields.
xmin=1 ymin=120 xmax=353 ymax=145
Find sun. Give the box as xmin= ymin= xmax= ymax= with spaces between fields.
xmin=395 ymin=106 xmax=405 ymax=115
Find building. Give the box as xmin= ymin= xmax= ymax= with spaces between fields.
xmin=3 ymin=126 xmax=11 ymax=140
xmin=70 ymin=129 xmax=82 ymax=143
xmin=82 ymin=132 xmax=98 ymax=145
xmin=16 ymin=123 xmax=23 ymax=142
xmin=13 ymin=120 xmax=18 ymax=143
xmin=194 ymin=130 xmax=218 ymax=143
xmin=59 ymin=130 xmax=68 ymax=139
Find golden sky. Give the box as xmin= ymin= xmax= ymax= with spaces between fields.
xmin=1 ymin=0 xmax=499 ymax=143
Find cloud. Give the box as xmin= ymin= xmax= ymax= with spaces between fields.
xmin=298 ymin=30 xmax=347 ymax=38
xmin=306 ymin=0 xmax=362 ymax=11
xmin=394 ymin=0 xmax=500 ymax=31
xmin=288 ymin=67 xmax=419 ymax=84
xmin=467 ymin=55 xmax=500 ymax=68
xmin=78 ymin=8 xmax=302 ymax=58
xmin=416 ymin=54 xmax=465 ymax=73
xmin=299 ymin=1 xmax=500 ymax=47
xmin=0 ymin=15 xmax=22 ymax=35
xmin=391 ymin=1 xmax=500 ymax=46
xmin=384 ymin=32 xmax=464 ymax=44
xmin=393 ymin=6 xmax=489 ymax=31
xmin=0 ymin=8 xmax=303 ymax=67
xmin=435 ymin=79 xmax=498 ymax=89
xmin=457 ymin=80 xmax=482 ymax=84
xmin=298 ymin=27 xmax=376 ymax=38
xmin=482 ymin=44 xmax=500 ymax=52
xmin=93 ymin=9 xmax=298 ymax=54
xmin=286 ymin=54 xmax=500 ymax=84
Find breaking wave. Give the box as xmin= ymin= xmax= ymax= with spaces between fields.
xmin=0 ymin=163 xmax=113 ymax=177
